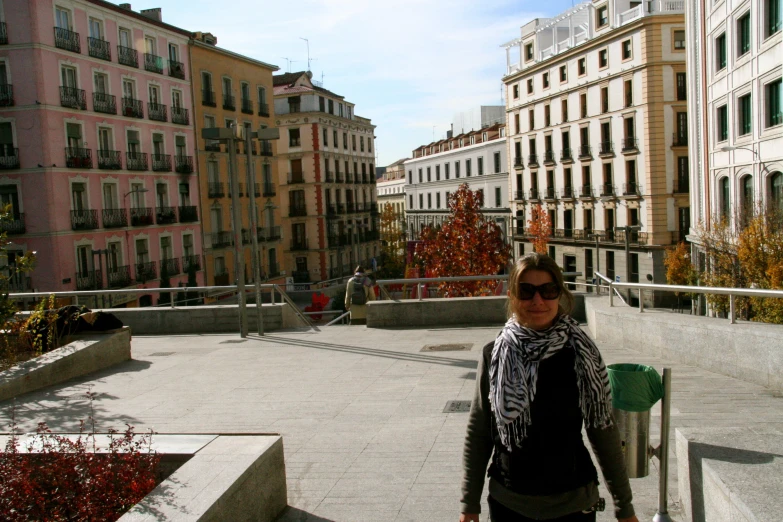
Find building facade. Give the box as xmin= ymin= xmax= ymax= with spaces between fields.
xmin=188 ymin=33 xmax=282 ymax=288
xmin=377 ymin=158 xmax=407 ymax=216
xmin=404 ymin=124 xmax=510 ymax=241
xmin=0 ymin=1 xmax=202 ymax=306
xmin=502 ymin=0 xmax=688 ymax=291
xmin=273 ymin=71 xmax=380 ymax=282
xmin=686 ymin=0 xmax=782 ymax=241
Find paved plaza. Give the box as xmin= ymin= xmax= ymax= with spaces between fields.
xmin=2 ymin=323 xmax=782 ymax=521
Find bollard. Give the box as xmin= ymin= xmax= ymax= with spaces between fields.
xmin=653 ymin=368 xmax=673 ymax=522
xmin=729 ymin=295 xmax=736 ymax=324
xmin=418 ymin=283 xmax=423 ymax=302
xmin=609 ymin=283 xmax=614 ymax=306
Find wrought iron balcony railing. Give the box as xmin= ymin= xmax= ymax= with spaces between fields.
xmin=130 ymin=207 xmax=154 ymax=226
xmin=0 ymin=148 xmax=20 ymax=170
xmin=262 ymin=183 xmax=276 ymax=197
xmin=54 ymin=27 xmax=80 ymax=53
xmin=171 ymin=106 xmax=189 ymax=125
xmin=674 ymin=178 xmax=690 ymax=193
xmin=107 ymin=265 xmax=132 ymax=288
xmin=211 ymin=231 xmax=233 ymax=249
xmin=65 ymin=147 xmax=92 ymax=168
xmin=513 ymin=156 xmax=523 ymax=168
xmin=76 ymin=270 xmax=103 ymax=290
xmin=0 ymin=213 xmax=25 ymax=234
xmin=179 ymin=205 xmax=198 ymax=223
xmin=258 ymin=102 xmax=270 ymax=117
xmin=92 ymin=92 xmax=116 ymax=114
xmin=600 ymin=183 xmax=616 ymax=197
xmin=672 ymin=133 xmax=688 ymax=147
xmin=182 ymin=255 xmax=201 ymax=273
xmin=543 ymin=151 xmax=556 ymax=165
xmin=168 ymin=59 xmax=185 ymax=79
xmin=0 ymin=84 xmax=13 ymax=107
xmin=529 ymin=188 xmax=540 ymax=200
xmin=151 ymin=153 xmax=171 ymax=172
xmin=288 ymin=172 xmax=305 ymax=184
xmin=102 ymin=208 xmax=127 ymax=228
xmin=561 ymin=148 xmax=573 ymax=162
xmin=87 ymin=37 xmax=110 ymax=60
xmin=175 ymin=155 xmax=193 ymax=174
xmin=60 ymin=87 xmax=86 ymax=110
xmin=241 ymin=98 xmax=253 ymax=114
xmin=580 ymin=184 xmax=594 ymax=198
xmin=160 ymin=257 xmax=180 ymax=276
xmin=622 ymin=138 xmax=638 ymax=152
xmin=599 ymin=141 xmax=614 ymax=156
xmin=205 ymin=140 xmax=221 ymax=152
xmin=202 ymin=89 xmax=217 ymax=107
xmin=208 ymin=182 xmax=225 ymax=198
xmin=259 ymin=141 xmax=273 ymax=157
xmin=514 ymin=190 xmax=525 ymax=201
xmin=259 ymin=226 xmax=281 ymax=241
xmin=97 ymin=149 xmax=122 ymax=170
xmin=144 ymin=53 xmax=163 ymax=74
xmin=117 ymin=45 xmax=138 ymax=67
xmin=121 ymin=97 xmax=144 ymax=118
xmin=578 ymin=145 xmax=592 ymax=159
xmin=623 ymin=182 xmax=643 ymax=196
xmin=528 ymin=154 xmax=539 ymax=166
xmin=223 ymin=94 xmax=235 ymax=111
xmin=135 ymin=261 xmax=157 ymax=283
xmin=125 ymin=152 xmax=148 ymax=171
xmin=71 ymin=209 xmax=98 ymax=230
xmin=289 ymin=205 xmax=307 ymax=217
xmin=148 ymin=103 xmax=167 ymax=122
xmin=290 ymin=238 xmax=309 ymax=251
xmin=544 ymin=186 xmax=557 ymax=200
xmin=561 ymin=186 xmax=576 ymax=199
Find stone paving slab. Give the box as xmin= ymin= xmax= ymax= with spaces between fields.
xmin=1 ymin=325 xmax=782 ymax=521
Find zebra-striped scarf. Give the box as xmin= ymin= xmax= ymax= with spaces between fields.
xmin=489 ymin=314 xmax=613 ymax=451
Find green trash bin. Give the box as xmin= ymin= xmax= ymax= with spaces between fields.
xmin=607 ymin=363 xmax=664 ymax=478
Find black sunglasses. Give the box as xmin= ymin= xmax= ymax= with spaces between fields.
xmin=518 ymin=282 xmax=562 ymax=301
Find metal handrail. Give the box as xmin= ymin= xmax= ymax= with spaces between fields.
xmin=270 ymin=284 xmax=316 ymax=329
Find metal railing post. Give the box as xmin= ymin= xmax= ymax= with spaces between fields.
xmin=653 ymin=368 xmax=673 ymax=522
xmin=729 ymin=295 xmax=736 ymax=324
xmin=418 ymin=283 xmax=423 ymax=301
xmin=639 ymin=290 xmax=644 ymax=313
xmin=609 ymin=282 xmax=614 ymax=307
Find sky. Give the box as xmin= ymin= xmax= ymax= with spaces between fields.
xmin=146 ymin=0 xmax=575 ymax=166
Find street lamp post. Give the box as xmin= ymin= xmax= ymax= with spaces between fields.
xmin=587 ymin=232 xmax=602 ymax=293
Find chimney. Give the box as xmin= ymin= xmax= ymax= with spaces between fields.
xmin=140 ymin=8 xmax=162 ymax=22
xmin=119 ymin=3 xmax=131 ymax=9
xmin=193 ymin=31 xmax=218 ymax=45
xmin=446 ymin=130 xmax=453 ymax=139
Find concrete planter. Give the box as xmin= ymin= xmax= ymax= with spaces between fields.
xmin=0 ymin=327 xmax=131 ymax=402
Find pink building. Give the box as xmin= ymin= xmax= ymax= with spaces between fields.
xmin=0 ymin=1 xmax=203 ymax=306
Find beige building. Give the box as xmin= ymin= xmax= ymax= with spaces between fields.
xmin=502 ymin=0 xmax=688 ymax=295
xmin=377 ymin=158 xmax=407 ymax=228
xmin=273 ymin=72 xmax=380 ymax=282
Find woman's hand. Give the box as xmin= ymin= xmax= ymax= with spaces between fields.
xmin=459 ymin=514 xmax=479 ymax=522
xmin=618 ymin=517 xmax=639 ymax=522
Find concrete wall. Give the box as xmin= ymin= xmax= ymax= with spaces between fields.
xmin=0 ymin=327 xmax=131 ymax=402
xmin=585 ymin=296 xmax=783 ymax=390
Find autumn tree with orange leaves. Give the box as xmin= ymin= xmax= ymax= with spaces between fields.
xmin=527 ymin=204 xmax=552 ymax=254
xmin=415 ymin=184 xmax=511 ymax=297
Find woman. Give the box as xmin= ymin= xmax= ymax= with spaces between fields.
xmin=460 ymin=253 xmax=638 ymax=522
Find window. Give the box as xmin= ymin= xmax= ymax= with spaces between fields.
xmin=527 ymin=79 xmax=534 ymax=94
xmin=455 ymin=161 xmax=461 ymax=177
xmin=543 ymin=72 xmax=550 ymax=88
xmin=580 ymin=93 xmax=587 ymax=118
xmin=529 ymin=109 xmax=535 ymax=130
xmin=599 ymin=49 xmax=608 ymax=68
xmin=766 ymin=0 xmax=782 ymax=37
xmin=419 ymin=194 xmax=423 ymax=208
xmin=601 ymin=87 xmax=609 ymax=113
xmin=323 ymin=128 xmax=328 ymax=147
xmin=560 ymin=65 xmax=567 ymax=82
xmin=436 ymin=192 xmax=441 ymax=208
xmin=289 ymin=128 xmax=301 ymax=147
xmin=466 ymin=159 xmax=472 ymax=176
xmin=525 ymin=43 xmax=534 ymax=61
xmin=738 ymin=93 xmax=752 ymax=136
xmin=738 ymin=12 xmax=751 ymax=56
xmin=622 ymin=39 xmax=632 ymax=60
xmin=562 ymin=99 xmax=568 ymax=122
xmin=720 ymin=177 xmax=731 ymax=220
xmin=409 ymin=194 xmax=413 ymax=207
xmin=478 ymin=157 xmax=484 ymax=175
xmin=478 ymin=189 xmax=485 ymax=206
xmin=55 ymin=7 xmax=72 ymax=29
xmin=716 ymin=33 xmax=727 ymax=71
xmin=674 ymin=30 xmax=685 ymax=50
xmin=427 ymin=167 xmax=431 ymax=182
xmin=495 ymin=187 xmax=502 ymax=207
xmin=765 ymin=79 xmax=782 ymax=127
xmin=435 ymin=165 xmax=440 ymax=180
xmin=676 ymin=73 xmax=687 ymax=101
xmin=352 ymin=134 xmax=356 ymax=151
xmin=677 ymin=157 xmax=690 ymax=192
xmin=597 ymin=6 xmax=608 ymax=27
xmin=513 ymin=84 xmax=519 ymax=99
xmin=445 ymin=163 xmax=450 ymax=179
xmin=494 ymin=152 xmax=501 ymax=173
xmin=578 ymin=58 xmax=586 ymax=76
xmin=676 ymin=113 xmax=688 ymax=144
xmin=717 ymin=105 xmax=729 ymax=142
xmin=625 ymin=79 xmax=633 ymax=107
xmin=427 ymin=193 xmax=432 ymax=209
xmin=514 ymin=113 xmax=520 ymax=134
xmin=343 ymin=132 xmax=348 ymax=149
xmin=544 ymin=105 xmax=551 ymax=126
xmin=770 ymin=172 xmax=783 ymax=210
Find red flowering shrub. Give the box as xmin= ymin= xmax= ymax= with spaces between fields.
xmin=0 ymin=395 xmax=160 ymax=521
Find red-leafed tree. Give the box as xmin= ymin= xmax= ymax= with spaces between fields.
xmin=527 ymin=204 xmax=552 ymax=254
xmin=414 ymin=184 xmax=511 ymax=297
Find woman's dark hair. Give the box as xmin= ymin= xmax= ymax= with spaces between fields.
xmin=354 ymin=265 xmax=365 ymax=274
xmin=506 ymin=253 xmax=574 ymax=318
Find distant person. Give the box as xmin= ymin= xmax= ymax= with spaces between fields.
xmin=345 ymin=266 xmax=375 ymax=325
xmin=459 ymin=253 xmax=638 ymax=522
xmin=371 ymin=256 xmax=378 ymax=273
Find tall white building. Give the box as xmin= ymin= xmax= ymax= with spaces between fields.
xmin=686 ymin=0 xmax=782 ymax=243
xmin=501 ymin=0 xmax=688 ymax=296
xmin=403 ymin=124 xmax=510 ymax=241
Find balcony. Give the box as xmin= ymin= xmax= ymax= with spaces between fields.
xmin=171 ymin=106 xmax=189 ymax=125
xmin=65 ymin=147 xmax=92 ymax=169
xmin=121 ymin=97 xmax=144 ymax=118
xmin=259 ymin=226 xmax=281 ymax=241
xmin=578 ymin=146 xmax=592 ymax=160
xmin=262 ymin=183 xmax=276 ymax=197
xmin=579 ymin=184 xmax=594 ymax=198
xmin=292 ymin=270 xmax=310 ymax=283
xmin=151 ymin=154 xmax=172 ymax=172
xmin=0 ymin=148 xmax=20 ymax=169
xmin=347 ymin=202 xmax=356 ymax=214
xmin=102 ymin=208 xmax=127 ymax=228
xmin=290 ymin=238 xmax=309 ymax=251
xmin=136 ymin=261 xmax=157 ymax=283
xmin=156 ymin=206 xmax=177 ymax=225
xmin=258 ymin=102 xmax=270 ymax=117
xmin=543 ymin=186 xmax=557 ymax=200
xmin=60 ymin=87 xmax=86 ymax=110
xmin=117 ymin=45 xmax=138 ymax=67
xmin=290 ymin=137 xmax=301 ymax=147
xmin=160 ymin=257 xmax=180 ymax=276
xmin=0 ymin=22 xmax=7 ymax=45
xmin=543 ymin=151 xmax=556 ymax=165
xmin=554 ymin=229 xmax=575 ymax=239
xmin=214 ymin=272 xmax=230 ymax=285
xmin=182 ymin=255 xmax=201 ymax=274
xmin=92 ymin=92 xmax=116 ymax=114
xmin=168 ymin=59 xmax=185 ymax=79
xmin=241 ymin=98 xmax=253 ymax=114
xmin=268 ymin=263 xmax=281 ymax=278
xmin=514 ymin=157 xmax=523 ymax=169
xmin=202 ymin=90 xmax=217 ymax=107
xmin=674 ymin=178 xmax=689 ymax=194
xmin=0 ymin=213 xmax=25 ymax=234
xmin=599 ymin=141 xmax=614 ymax=157
xmin=290 ymin=205 xmax=307 ymax=217
xmin=623 ymin=182 xmax=643 ymax=197
xmin=87 ymin=37 xmax=111 ymax=61
xmin=211 ymin=231 xmax=233 ymax=249
xmin=130 ymin=207 xmax=154 ymax=226
xmin=529 ymin=188 xmax=541 ymax=200
xmin=370 ymin=202 xmax=379 ymax=214
xmin=173 ymin=155 xmax=192 ymax=174
xmin=335 ymin=172 xmax=344 ymax=183
xmin=561 ymin=186 xmax=576 ymax=199
xmin=337 ymin=203 xmax=346 ymax=214
xmin=179 ymin=205 xmax=198 ymax=223
xmin=107 ymin=265 xmax=132 ymax=288
xmin=672 ymin=133 xmax=688 ymax=147
xmin=223 ymin=94 xmax=235 ymax=111
xmin=126 ymin=152 xmax=148 ymax=171
xmin=54 ymin=27 xmax=80 ymax=53
xmin=208 ymin=182 xmax=225 ymax=198
xmin=96 ymin=149 xmax=121 ymax=170
xmin=76 ymin=270 xmax=103 ymax=290
xmin=71 ymin=209 xmax=98 ymax=230
xmin=600 ymin=183 xmax=616 ymax=197
xmin=561 ymin=148 xmax=573 ymax=162
xmin=0 ymin=84 xmax=13 ymax=107
xmin=144 ymin=53 xmax=163 ymax=74
xmin=205 ymin=140 xmax=221 ymax=152
xmin=514 ymin=190 xmax=525 ymax=201
xmin=288 ymin=172 xmax=305 ymax=184
xmin=251 ymin=183 xmax=261 ymax=197
xmin=616 ymin=229 xmax=649 ymax=245
xmin=528 ymin=154 xmax=539 ymax=167
xmin=148 ymin=103 xmax=167 ymax=122
xmin=622 ymin=138 xmax=639 ymax=153
xmin=259 ymin=141 xmax=273 ymax=157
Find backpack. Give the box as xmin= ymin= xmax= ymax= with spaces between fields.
xmin=350 ymin=277 xmax=368 ymax=305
